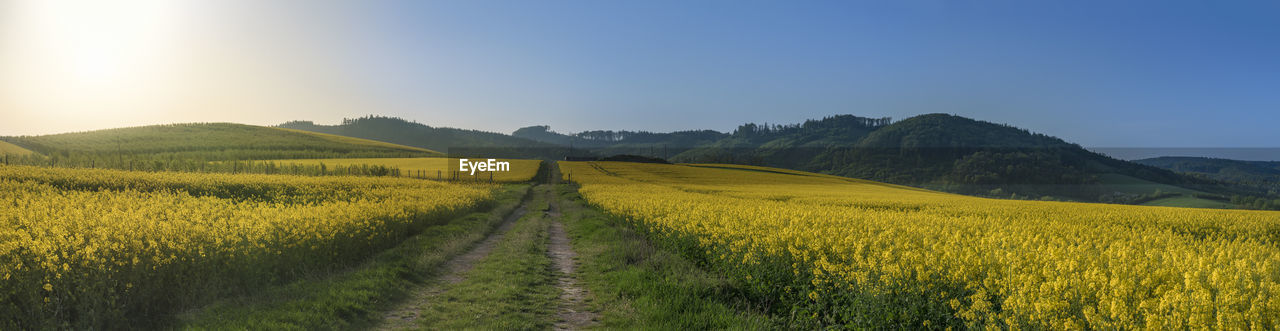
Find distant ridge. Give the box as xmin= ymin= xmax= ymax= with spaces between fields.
xmin=1136 ymin=156 xmax=1280 ymax=194
xmin=1091 ymin=147 xmax=1280 ymax=161
xmin=519 ymin=114 xmax=1249 ymax=203
xmin=663 ymin=113 xmax=1232 ymax=201
xmin=280 ymin=113 xmax=1275 ymax=208
xmin=512 ymin=125 xmax=727 ymax=157
xmin=279 ymin=116 xmax=555 ymax=157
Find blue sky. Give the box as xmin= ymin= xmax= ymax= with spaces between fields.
xmin=2 ymin=0 xmax=1277 ymax=149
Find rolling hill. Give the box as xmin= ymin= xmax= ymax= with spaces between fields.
xmin=668 ymin=115 xmax=886 ymax=170
xmin=1136 ymin=156 xmax=1280 ymax=195
xmin=513 ymin=125 xmax=728 ymax=157
xmin=520 ymin=114 xmax=1255 ymax=204
xmin=278 ymin=113 xmax=1270 ymax=208
xmin=0 ymin=141 xmax=33 ymax=156
xmin=0 ymin=123 xmax=438 ymax=164
xmin=279 ymin=116 xmax=556 ymax=158
xmin=814 ymin=114 xmax=1213 ymax=199
xmin=663 ymin=114 xmax=1227 ymax=202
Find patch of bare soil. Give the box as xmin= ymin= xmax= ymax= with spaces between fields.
xmin=547 ymin=191 xmax=599 ymax=330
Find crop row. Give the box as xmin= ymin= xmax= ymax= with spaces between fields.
xmin=0 ymin=165 xmax=494 ymax=329
xmin=561 ymin=161 xmax=1280 ymax=329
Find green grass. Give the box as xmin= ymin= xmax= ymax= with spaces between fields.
xmin=412 ymin=186 xmax=560 ymax=330
xmin=554 ymin=184 xmax=775 ymax=329
xmin=276 ymin=127 xmax=441 ymax=155
xmin=1097 ymin=173 xmax=1238 ymax=208
xmin=0 ymin=140 xmax=33 ymax=155
xmin=1142 ymin=195 xmax=1237 ymax=209
xmin=4 ymin=123 xmax=438 ymax=163
xmin=1097 ymin=173 xmax=1203 ymax=195
xmin=177 ymin=184 xmax=530 ymax=330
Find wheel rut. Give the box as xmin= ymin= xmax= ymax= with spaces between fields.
xmin=379 ymin=160 xmax=596 ymax=330
xmin=376 ymin=194 xmax=530 ymax=330
xmin=545 ymin=164 xmax=599 ymax=330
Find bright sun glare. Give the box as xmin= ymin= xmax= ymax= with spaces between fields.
xmin=2 ymin=0 xmax=185 ymax=125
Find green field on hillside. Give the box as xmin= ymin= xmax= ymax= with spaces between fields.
xmin=1141 ymin=195 xmax=1237 ymax=209
xmin=0 ymin=123 xmax=441 ymax=173
xmin=1097 ymin=173 xmax=1203 ymax=195
xmin=0 ymin=141 xmax=33 ymax=155
xmin=3 ymin=123 xmax=438 ymax=161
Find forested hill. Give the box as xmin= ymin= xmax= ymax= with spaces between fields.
xmin=1136 ymin=156 xmax=1280 ymax=194
xmin=280 ymin=113 xmax=1271 ymax=206
xmin=815 ymin=114 xmax=1236 ymax=199
xmin=1 ymin=123 xmax=436 ymax=162
xmin=512 ymin=113 xmax=1241 ymax=202
xmin=279 ymin=116 xmax=555 ymax=157
xmin=668 ymin=115 xmax=890 ymax=170
xmin=515 ymin=115 xmax=881 ymax=150
xmin=512 ymin=125 xmax=727 ymax=157
xmin=655 ymin=114 xmax=1224 ymax=201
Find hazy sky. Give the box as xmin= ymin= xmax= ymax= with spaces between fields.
xmin=1 ymin=0 xmax=1277 ymax=148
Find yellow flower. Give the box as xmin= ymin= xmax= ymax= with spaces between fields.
xmin=560 ymin=160 xmax=1280 ymax=328
xmin=0 ymin=165 xmax=496 ymax=318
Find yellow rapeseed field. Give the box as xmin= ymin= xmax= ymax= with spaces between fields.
xmin=561 ymin=161 xmax=1280 ymax=329
xmin=0 ymin=165 xmax=494 ymax=328
xmin=267 ymin=157 xmax=541 ymax=182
